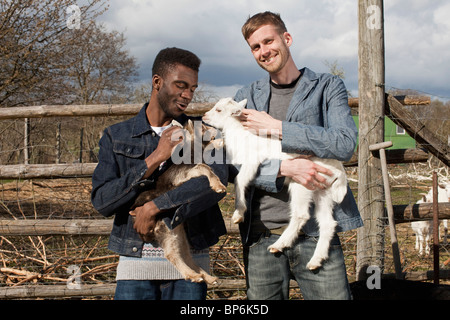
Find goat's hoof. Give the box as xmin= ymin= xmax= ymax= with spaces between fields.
xmin=192 ymin=277 xmax=204 ymax=283
xmin=205 ymin=277 xmax=219 ymax=285
xmin=267 ymin=245 xmax=281 ymax=253
xmin=231 ymin=212 xmax=244 ymax=224
xmin=213 ymin=185 xmax=226 ymax=193
xmin=185 ymin=275 xmax=204 ymax=283
xmin=232 ymin=216 xmax=243 ymax=224
xmin=306 ymin=259 xmax=322 ymax=271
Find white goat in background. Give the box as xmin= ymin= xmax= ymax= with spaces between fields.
xmin=203 ymin=98 xmax=348 ymax=270
xmin=411 ymin=196 xmax=433 ymax=256
xmin=411 ymin=183 xmax=449 ymax=255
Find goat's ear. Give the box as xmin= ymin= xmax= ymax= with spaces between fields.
xmin=238 ymin=99 xmax=247 ymax=109
xmin=185 ymin=119 xmax=194 ymax=133
xmin=172 ymin=120 xmax=183 ymax=128
xmin=419 ymin=193 xmax=430 ymax=202
xmin=231 ymin=108 xmax=242 ymax=117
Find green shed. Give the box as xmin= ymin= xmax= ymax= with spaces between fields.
xmin=353 ymin=116 xmax=416 ymax=150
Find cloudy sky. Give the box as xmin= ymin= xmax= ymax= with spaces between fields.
xmin=97 ymin=0 xmax=450 ymax=101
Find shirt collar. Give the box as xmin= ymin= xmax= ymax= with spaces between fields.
xmin=131 ymin=103 xmax=190 ymax=138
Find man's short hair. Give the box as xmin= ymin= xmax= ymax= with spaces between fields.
xmin=152 ymin=47 xmax=201 ymax=78
xmin=242 ymin=11 xmax=288 ymax=40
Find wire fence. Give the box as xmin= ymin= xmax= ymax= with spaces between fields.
xmin=0 ymin=97 xmax=449 ymax=299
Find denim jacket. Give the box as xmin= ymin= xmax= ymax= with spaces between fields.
xmin=234 ymin=67 xmax=363 ymax=245
xmin=91 ymin=103 xmax=228 ymax=257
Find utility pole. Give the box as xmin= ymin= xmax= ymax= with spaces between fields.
xmin=356 ymin=0 xmax=386 ymax=281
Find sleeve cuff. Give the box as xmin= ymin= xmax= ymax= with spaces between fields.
xmin=252 ymin=159 xmax=284 ymax=193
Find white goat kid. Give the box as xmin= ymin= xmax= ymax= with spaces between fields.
xmin=203 ymin=98 xmax=348 ymax=270
xmin=411 ymin=197 xmax=433 ymax=256
xmin=411 ymin=183 xmax=450 ymax=255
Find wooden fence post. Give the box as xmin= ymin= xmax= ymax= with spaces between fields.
xmin=356 ymin=0 xmax=387 ymax=280
xmin=24 ymin=118 xmax=30 ymax=164
xmin=79 ymin=127 xmax=84 ymax=163
xmin=56 ymin=122 xmax=61 ymax=164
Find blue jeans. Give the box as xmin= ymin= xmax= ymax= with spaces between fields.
xmin=243 ymin=232 xmax=352 ymax=300
xmin=114 ymin=279 xmax=207 ymax=300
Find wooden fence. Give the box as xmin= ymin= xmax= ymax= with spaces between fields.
xmin=1 ymin=96 xmax=449 ymax=299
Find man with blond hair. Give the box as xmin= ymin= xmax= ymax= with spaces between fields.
xmin=233 ymin=11 xmax=362 ymax=300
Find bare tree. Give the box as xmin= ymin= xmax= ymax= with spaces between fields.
xmin=62 ymin=22 xmax=138 ymax=104
xmin=323 ymin=60 xmax=346 ymax=80
xmin=0 ymin=0 xmax=141 ymax=165
xmin=0 ymin=0 xmax=109 ymax=107
xmin=323 ymin=60 xmax=352 ymax=98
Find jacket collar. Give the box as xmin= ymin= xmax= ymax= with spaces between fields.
xmin=131 ymin=103 xmax=153 ymax=137
xmin=252 ymin=67 xmax=320 ymax=116
xmin=286 ymin=67 xmax=320 ymax=121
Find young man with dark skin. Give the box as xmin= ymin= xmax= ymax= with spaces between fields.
xmin=233 ymin=12 xmax=363 ymax=300
xmin=91 ymin=48 xmax=227 ymax=300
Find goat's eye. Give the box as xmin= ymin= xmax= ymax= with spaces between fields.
xmin=216 ymin=108 xmax=222 ymax=113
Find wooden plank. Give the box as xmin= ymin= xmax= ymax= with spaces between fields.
xmin=0 ymin=148 xmax=427 ymax=180
xmin=394 ymin=95 xmax=431 ymax=106
xmin=385 ymin=94 xmax=449 ymax=167
xmin=0 ymin=104 xmax=141 ymax=119
xmin=0 ymin=218 xmax=240 ymax=236
xmin=0 ymin=219 xmax=113 ymax=235
xmin=0 ymin=147 xmax=429 ymax=179
xmin=2 ymin=203 xmax=447 ymax=237
xmin=393 ymin=202 xmax=450 ymax=224
xmin=0 ymin=283 xmax=116 ymax=299
xmin=0 ymin=280 xmax=292 ymax=299
xmin=344 ymin=148 xmax=429 ymax=167
xmin=0 ymin=163 xmax=97 ymax=179
xmin=348 ymin=95 xmax=430 ymax=109
xmin=0 ymin=96 xmax=429 ymax=120
xmin=0 ymin=103 xmax=214 ymax=120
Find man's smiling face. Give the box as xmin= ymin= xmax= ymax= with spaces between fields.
xmin=156 ymin=64 xmax=198 ymax=119
xmin=247 ymin=24 xmax=292 ymax=75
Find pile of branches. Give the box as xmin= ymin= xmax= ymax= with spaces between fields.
xmin=0 ymin=235 xmax=117 ymax=287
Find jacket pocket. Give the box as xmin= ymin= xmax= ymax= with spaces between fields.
xmin=113 ymin=142 xmax=146 ymax=159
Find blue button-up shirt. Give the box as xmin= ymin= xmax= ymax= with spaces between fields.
xmin=91 ymin=103 xmax=228 ymax=257
xmin=234 ymin=67 xmax=363 ymax=244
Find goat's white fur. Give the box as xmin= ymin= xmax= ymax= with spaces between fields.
xmin=203 ymin=98 xmax=348 ymax=270
xmin=411 ymin=198 xmax=433 ymax=256
xmin=411 ymin=183 xmax=449 ymax=255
